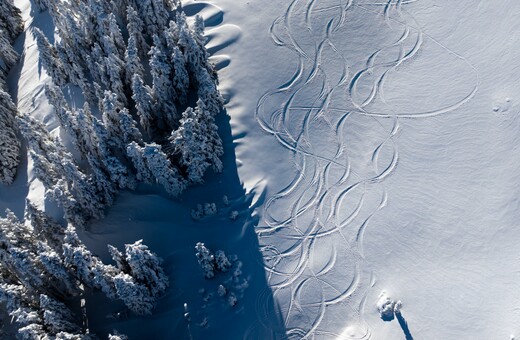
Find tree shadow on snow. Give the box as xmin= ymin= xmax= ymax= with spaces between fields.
xmin=395 ymin=311 xmax=414 ymax=340
xmin=80 ymin=109 xmax=287 ymax=339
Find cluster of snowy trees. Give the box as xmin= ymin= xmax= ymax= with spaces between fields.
xmin=195 ymin=242 xmax=232 ymax=279
xmin=0 ymin=0 xmax=23 ymax=185
xmin=0 ymin=0 xmax=225 ymax=336
xmin=0 ymin=204 xmax=168 ymax=338
xmin=30 ymin=0 xmax=224 ymax=222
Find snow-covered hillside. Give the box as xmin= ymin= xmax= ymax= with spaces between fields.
xmin=3 ymin=0 xmax=520 ymax=338
xmin=211 ymin=0 xmax=520 ymax=339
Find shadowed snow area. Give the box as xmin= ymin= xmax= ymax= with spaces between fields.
xmin=2 ymin=0 xmax=286 ymax=338
xmin=212 ymin=0 xmax=520 ymax=339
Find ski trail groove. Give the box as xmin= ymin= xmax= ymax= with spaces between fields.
xmin=253 ymin=0 xmax=479 ymax=338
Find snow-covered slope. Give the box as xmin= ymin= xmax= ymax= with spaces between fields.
xmin=4 ymin=0 xmax=520 ymax=338
xmin=211 ymin=0 xmax=520 ymax=339
xmin=2 ymin=0 xmax=283 ymax=338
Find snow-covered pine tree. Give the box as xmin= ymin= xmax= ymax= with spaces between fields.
xmin=90 ymin=112 xmax=136 ymax=191
xmin=113 ymin=272 xmax=155 ymax=315
xmin=33 ymin=28 xmax=68 ymax=86
xmin=25 ymin=200 xmax=66 ymax=251
xmin=0 ymin=0 xmax=23 ymax=42
xmin=131 ymin=74 xmax=155 ymax=137
xmin=149 ymin=34 xmax=177 ymax=130
xmin=62 ymin=224 xmax=98 ymax=288
xmin=126 ymin=5 xmax=149 ymax=59
xmin=134 ymin=0 xmax=169 ymax=37
xmin=0 ymin=283 xmax=87 ymax=338
xmin=65 ymin=164 xmax=104 ymax=220
xmin=107 ymin=13 xmax=126 ymax=59
xmin=104 ymin=53 xmax=127 ymax=106
xmin=127 ymin=142 xmax=187 ymax=196
xmin=17 ymin=115 xmax=59 ymax=185
xmin=0 ymin=89 xmax=20 ymax=185
xmin=39 ymin=294 xmax=82 ymax=335
xmin=125 ymin=35 xmax=144 ymax=85
xmin=18 ymin=114 xmax=102 ymax=223
xmin=0 ymin=210 xmax=79 ymax=297
xmin=47 ymin=179 xmax=85 ymax=227
xmin=195 ymin=242 xmax=215 ymax=279
xmin=163 ymin=21 xmax=189 ymax=105
xmin=86 ymin=42 xmax=110 ymax=98
xmin=170 ymin=99 xmax=223 ymax=183
xmin=0 ymin=283 xmax=46 ymax=339
xmin=170 ymin=45 xmax=189 ymax=106
xmin=121 ymin=240 xmax=168 ymax=297
xmin=57 ymin=46 xmax=95 ymax=104
xmin=126 ymin=141 xmax=154 ymax=183
xmin=0 ymin=5 xmax=21 ymax=186
xmin=102 ymin=90 xmax=142 ymax=152
xmin=45 ymin=83 xmax=90 ymax=157
xmin=36 ymin=242 xmax=78 ymax=296
xmin=177 ymin=14 xmax=224 ymax=115
xmin=63 ymin=225 xmax=166 ymax=315
xmin=108 ymin=245 xmax=130 ymax=273
xmin=193 ymin=15 xmax=206 ymax=46
xmin=0 ymin=31 xmax=19 ymax=74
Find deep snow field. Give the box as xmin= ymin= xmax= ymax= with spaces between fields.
xmin=3 ymin=0 xmax=520 ymax=339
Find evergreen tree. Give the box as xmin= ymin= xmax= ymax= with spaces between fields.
xmin=106 ymin=13 xmax=126 ymax=58
xmin=131 ymin=74 xmax=155 ymax=137
xmin=126 ymin=6 xmax=149 ymax=59
xmin=45 ymin=83 xmax=89 ymax=157
xmin=149 ymin=35 xmax=177 ymax=130
xmin=135 ymin=0 xmax=169 ymax=37
xmin=0 ymin=0 xmax=23 ymax=41
xmin=25 ymin=200 xmax=65 ymax=251
xmin=39 ymin=294 xmax=81 ymax=334
xmin=125 ymin=35 xmax=143 ymax=85
xmin=127 ymin=142 xmax=186 ymax=196
xmin=102 ymin=90 xmax=142 ymax=152
xmin=122 ymin=240 xmax=168 ymax=297
xmin=0 ymin=31 xmax=19 ymax=73
xmin=0 ymin=89 xmax=20 ymax=185
xmin=105 ymin=53 xmax=127 ymax=106
xmin=34 ymin=28 xmax=68 ymax=86
xmin=113 ymin=273 xmax=155 ymax=315
xmin=91 ymin=113 xmax=136 ymax=191
xmin=126 ymin=142 xmax=154 ymax=183
xmin=170 ymin=100 xmax=223 ymax=183
xmin=170 ymin=45 xmax=189 ymax=106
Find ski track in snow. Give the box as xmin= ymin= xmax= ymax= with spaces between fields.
xmin=252 ymin=0 xmax=479 ymax=338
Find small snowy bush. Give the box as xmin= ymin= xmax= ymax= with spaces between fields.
xmin=217 ymin=284 xmax=227 ymax=297
xmin=204 ymin=203 xmax=217 ymax=216
xmin=191 ymin=203 xmax=217 ymax=220
xmin=195 ymin=242 xmax=215 ymax=279
xmin=195 ymin=243 xmax=235 ymax=278
xmin=215 ymin=250 xmax=231 ymax=272
xmin=376 ymin=292 xmax=398 ymax=321
xmin=229 ymin=210 xmax=239 ymax=221
xmin=228 ymin=293 xmax=237 ymax=307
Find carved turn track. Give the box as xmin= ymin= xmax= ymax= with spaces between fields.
xmin=253 ymin=0 xmax=478 ymax=338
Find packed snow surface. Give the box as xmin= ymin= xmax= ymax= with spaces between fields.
xmin=212 ymin=0 xmax=520 ymax=339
